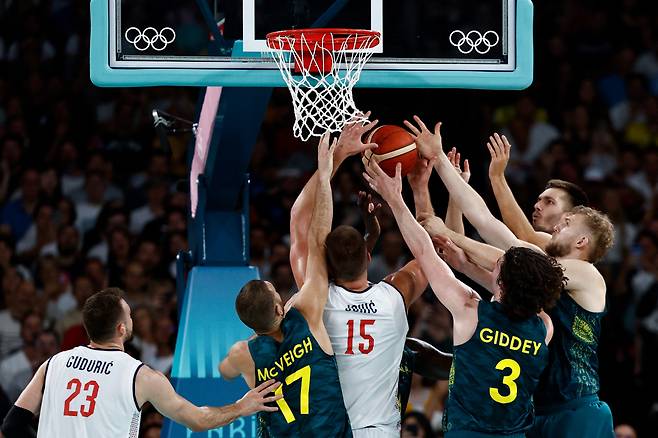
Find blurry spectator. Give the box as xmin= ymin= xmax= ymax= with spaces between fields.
xmin=130 ymin=305 xmax=156 ymax=364
xmin=401 ymin=412 xmax=435 ymax=438
xmin=614 ymin=423 xmax=637 ymax=438
xmin=130 ymin=178 xmax=168 ymax=235
xmin=0 ymin=280 xmax=36 ymax=358
xmin=368 ymin=230 xmax=407 ymax=282
xmin=0 ymin=234 xmax=31 ymax=281
xmin=39 ymin=165 xmax=61 ymax=203
xmin=85 ymin=202 xmax=130 ymax=263
xmin=122 ymin=261 xmax=147 ymax=307
xmin=134 ymin=239 xmax=165 ymax=279
xmin=0 ymin=312 xmax=42 ymax=401
xmin=53 ymin=139 xmax=85 ymax=196
xmin=626 ymin=149 xmax=658 ymax=203
xmin=0 ymin=135 xmax=24 ymax=203
xmin=610 ymin=74 xmax=649 ymax=133
xmin=270 ymin=261 xmax=296 ymax=304
xmin=143 ymin=316 xmax=174 ymax=373
xmin=250 ymin=226 xmax=270 ymax=277
xmin=107 ymin=226 xmax=132 ymax=285
xmin=84 ymin=257 xmax=108 ymax=292
xmin=498 ymin=95 xmax=560 ymax=175
xmin=41 ymin=224 xmax=82 ymax=275
xmin=36 ymin=256 xmax=75 ymax=324
xmin=16 ymin=200 xmax=56 ymax=262
xmin=55 ymin=275 xmax=94 ymax=337
xmin=0 ymin=168 xmax=40 ymax=241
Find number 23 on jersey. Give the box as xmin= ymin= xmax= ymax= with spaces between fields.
xmin=63 ymin=378 xmax=100 ymax=417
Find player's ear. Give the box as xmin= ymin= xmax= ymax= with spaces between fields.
xmin=575 ymin=235 xmax=588 ymax=250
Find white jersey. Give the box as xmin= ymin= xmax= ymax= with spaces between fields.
xmin=323 ymin=281 xmax=408 ymax=432
xmin=38 ymin=346 xmax=143 ymax=438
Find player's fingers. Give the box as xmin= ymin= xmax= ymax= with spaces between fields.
xmin=255 ymin=379 xmax=281 ymax=394
xmin=264 ymin=395 xmax=283 ymax=403
xmin=455 ymin=152 xmax=461 ymax=167
xmin=403 ymin=120 xmax=420 ymax=136
xmin=487 ymin=142 xmax=495 ymax=158
xmin=369 ymin=159 xmax=386 ymax=177
xmin=501 ymin=135 xmax=512 ymax=155
xmin=434 ymin=121 xmax=442 ymax=136
xmin=489 ymin=135 xmax=500 ymax=156
xmin=427 ymin=156 xmax=438 ymax=169
xmin=263 ymin=406 xmax=280 ymax=412
xmin=464 ymin=159 xmax=470 ymax=174
xmin=413 ymin=115 xmax=428 ymax=132
xmin=368 ymin=202 xmax=374 ymax=213
xmin=362 ymin=119 xmax=379 ymax=133
xmin=362 ymin=172 xmax=375 ymax=187
xmin=395 ymin=163 xmax=402 ymax=182
xmin=363 ymin=142 xmax=379 ymax=152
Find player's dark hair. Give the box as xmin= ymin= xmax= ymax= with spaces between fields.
xmin=82 ymin=288 xmax=125 ymax=343
xmin=235 ymin=280 xmax=277 ymax=333
xmin=325 ymin=225 xmax=368 ymax=281
xmin=498 ymin=247 xmax=565 ymax=320
xmin=545 ymin=179 xmax=589 ymax=208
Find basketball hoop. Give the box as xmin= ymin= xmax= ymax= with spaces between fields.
xmin=266 ymin=28 xmax=381 ymax=141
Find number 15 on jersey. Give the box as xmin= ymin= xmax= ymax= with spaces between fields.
xmin=345 ymin=319 xmax=375 ymax=355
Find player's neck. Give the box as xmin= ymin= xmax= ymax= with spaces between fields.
xmin=89 ymin=339 xmax=125 ymax=351
xmin=335 ymin=277 xmax=369 ymax=292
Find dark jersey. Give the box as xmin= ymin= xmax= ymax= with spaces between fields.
xmin=248 ymin=308 xmax=352 ymax=437
xmin=535 ymin=293 xmax=604 ymax=409
xmin=443 ymin=301 xmax=548 ymax=435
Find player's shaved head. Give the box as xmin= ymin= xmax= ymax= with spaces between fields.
xmin=325 ymin=225 xmax=368 ymax=282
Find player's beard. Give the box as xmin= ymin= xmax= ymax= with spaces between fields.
xmin=545 ymin=239 xmax=570 ymax=258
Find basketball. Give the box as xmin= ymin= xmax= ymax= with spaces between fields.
xmin=362 ymin=125 xmax=418 ymax=177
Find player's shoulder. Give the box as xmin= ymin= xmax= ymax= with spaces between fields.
xmin=228 ymin=340 xmax=252 ymax=360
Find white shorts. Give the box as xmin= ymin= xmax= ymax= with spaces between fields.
xmin=352 ymin=425 xmax=400 ymax=437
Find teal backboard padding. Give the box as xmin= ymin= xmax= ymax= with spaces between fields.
xmin=90 ymin=0 xmax=533 ymax=89
xmin=163 ymin=266 xmax=259 ymax=438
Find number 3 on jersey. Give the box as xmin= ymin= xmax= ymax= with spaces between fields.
xmin=489 ymin=359 xmax=521 ymax=404
xmin=345 ymin=319 xmax=375 ymax=355
xmin=64 ymin=379 xmax=100 ymax=417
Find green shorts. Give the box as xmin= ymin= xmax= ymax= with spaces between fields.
xmin=528 ymin=396 xmax=614 ymax=438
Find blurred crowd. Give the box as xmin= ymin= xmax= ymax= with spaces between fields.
xmin=1 ymin=0 xmax=658 ymax=437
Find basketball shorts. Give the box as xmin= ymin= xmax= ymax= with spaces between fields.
xmin=527 ymin=395 xmax=614 ymax=438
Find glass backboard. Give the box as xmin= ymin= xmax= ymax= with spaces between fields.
xmin=90 ymin=0 xmax=533 ymax=89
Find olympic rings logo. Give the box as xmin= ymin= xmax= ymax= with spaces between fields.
xmin=124 ymin=27 xmax=176 ymax=51
xmin=449 ymin=30 xmax=499 ymax=55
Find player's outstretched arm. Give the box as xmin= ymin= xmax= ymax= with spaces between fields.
xmin=363 ymin=161 xmax=478 ymax=320
xmin=293 ymin=134 xmax=335 ymax=347
xmin=445 ymin=147 xmax=470 ymax=235
xmin=405 ymin=116 xmax=534 ymax=252
xmin=487 ymin=133 xmax=551 ymax=248
xmin=420 ymin=214 xmax=504 ymax=271
xmin=357 ymin=191 xmax=381 ymax=254
xmin=432 ymin=234 xmax=495 ymax=292
xmin=0 ymin=361 xmax=46 ymax=437
xmin=407 ymin=157 xmax=435 ymax=219
xmin=405 ymin=337 xmax=453 ymax=381
xmin=137 ymin=366 xmax=281 ymax=432
xmin=290 ymin=117 xmax=378 ymax=287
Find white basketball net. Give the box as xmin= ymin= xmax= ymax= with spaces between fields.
xmin=267 ymin=31 xmax=380 ymax=141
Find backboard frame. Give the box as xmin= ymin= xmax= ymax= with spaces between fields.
xmin=90 ymin=0 xmax=533 ymax=89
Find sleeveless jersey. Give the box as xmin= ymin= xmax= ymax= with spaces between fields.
xmin=323 ymin=281 xmax=408 ymax=431
xmin=248 ymin=308 xmax=352 ymax=437
xmin=443 ymin=301 xmax=548 ymax=435
xmin=38 ymin=346 xmax=143 ymax=438
xmin=535 ymin=292 xmax=604 ymax=409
